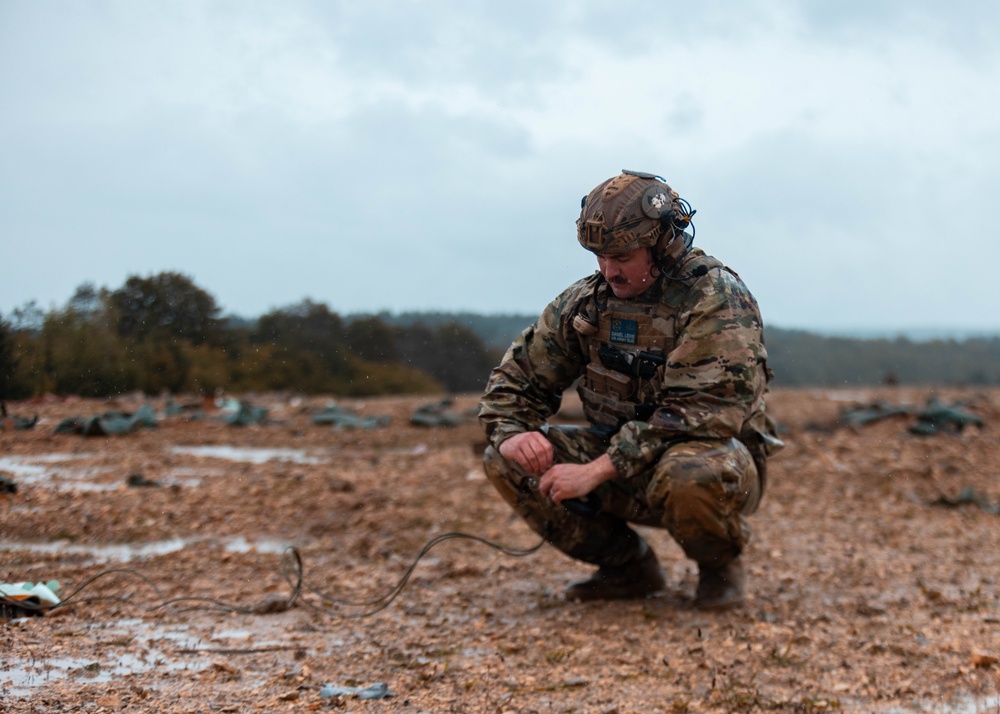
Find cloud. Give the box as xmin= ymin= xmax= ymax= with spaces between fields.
xmin=689 ymin=127 xmax=1000 ymax=330
xmin=2 ymin=0 xmax=1000 ymax=332
xmin=794 ymin=0 xmax=1000 ymax=59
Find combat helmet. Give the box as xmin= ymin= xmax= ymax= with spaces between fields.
xmin=576 ymin=170 xmax=695 ymax=260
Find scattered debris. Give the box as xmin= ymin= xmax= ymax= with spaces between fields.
xmin=1 ymin=473 xmax=17 ymax=495
xmin=126 ymin=473 xmax=161 ymax=488
xmin=969 ymin=653 xmax=999 ymax=669
xmin=7 ymin=414 xmax=38 ymax=431
xmin=837 ymin=395 xmax=984 ymax=436
xmin=53 ymin=405 xmax=159 ymax=436
xmin=931 ymin=487 xmax=1000 ymax=514
xmin=3 ymin=414 xmax=39 ymax=430
xmin=0 ymin=580 xmax=61 ymax=618
xmin=251 ymin=594 xmax=294 ymax=615
xmin=410 ymin=398 xmax=465 ymax=427
xmin=839 ymin=400 xmax=912 ymax=427
xmin=908 ymin=396 xmax=985 ymax=435
xmin=326 ymin=476 xmax=356 ymax=492
xmin=318 ymin=682 xmax=393 ymax=700
xmin=163 ymin=397 xmax=206 ymax=419
xmin=220 ymin=400 xmax=269 ymax=426
xmin=311 ymin=401 xmax=390 ymax=429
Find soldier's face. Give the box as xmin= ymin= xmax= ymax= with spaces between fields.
xmin=597 ymin=248 xmax=656 ymax=299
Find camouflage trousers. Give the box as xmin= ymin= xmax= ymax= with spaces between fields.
xmin=483 ymin=425 xmax=763 ymax=570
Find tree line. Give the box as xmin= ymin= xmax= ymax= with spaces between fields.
xmin=764 ymin=328 xmax=1000 ymax=387
xmin=3 ymin=271 xmax=1000 ymax=400
xmin=0 ymin=273 xmax=499 ymax=399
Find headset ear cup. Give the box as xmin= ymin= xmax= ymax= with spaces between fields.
xmin=654 ymin=219 xmax=674 ymax=260
xmin=667 ymin=209 xmax=694 ymax=232
xmin=660 ymin=210 xmax=685 ymax=236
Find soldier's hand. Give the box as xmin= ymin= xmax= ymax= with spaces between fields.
xmin=498 ymin=431 xmax=554 ymax=475
xmin=539 ymin=455 xmax=618 ymax=505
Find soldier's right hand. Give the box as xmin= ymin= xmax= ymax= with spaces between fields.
xmin=498 ymin=431 xmax=554 ymax=475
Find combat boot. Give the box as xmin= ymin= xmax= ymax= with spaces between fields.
xmin=565 ymin=544 xmax=666 ymax=602
xmin=695 ymin=558 xmax=745 ymax=610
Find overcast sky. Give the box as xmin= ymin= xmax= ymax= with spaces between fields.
xmin=3 ymin=1 xmax=999 ymax=333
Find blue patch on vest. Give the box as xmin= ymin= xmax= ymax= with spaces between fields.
xmin=610 ymin=318 xmax=638 ymax=344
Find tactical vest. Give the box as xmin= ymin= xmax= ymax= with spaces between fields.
xmin=574 ymin=252 xmax=725 ymax=436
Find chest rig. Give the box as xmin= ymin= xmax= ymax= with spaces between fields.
xmin=573 ymin=252 xmax=724 ymax=437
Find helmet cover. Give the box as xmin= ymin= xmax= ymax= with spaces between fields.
xmin=577 ymin=170 xmax=684 ymax=255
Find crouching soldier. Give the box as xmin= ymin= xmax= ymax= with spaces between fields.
xmin=479 ymin=170 xmax=782 ymax=609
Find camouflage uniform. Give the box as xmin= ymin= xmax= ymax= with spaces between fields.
xmin=479 ymin=235 xmax=781 ymax=574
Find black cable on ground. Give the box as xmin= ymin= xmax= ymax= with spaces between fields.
xmin=289 ymin=530 xmax=546 ymax=618
xmin=3 ymin=530 xmax=546 ymax=620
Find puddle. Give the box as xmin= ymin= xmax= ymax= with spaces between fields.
xmin=0 ymin=535 xmax=298 ymax=564
xmin=221 ymin=536 xmax=294 ymax=555
xmin=874 ymin=695 xmax=1000 ymax=713
xmin=169 ymin=445 xmax=326 ymax=464
xmin=0 ymin=537 xmax=196 ymax=562
xmin=164 ymin=466 xmax=227 ymax=487
xmin=0 ymin=614 xmax=297 ymax=698
xmin=2 ymin=453 xmax=96 ymax=466
xmin=0 ymin=454 xmax=101 ymax=486
xmin=819 ymin=390 xmax=874 ymax=403
xmin=1 ymin=646 xmax=211 ymax=698
xmin=0 ymin=453 xmax=275 ymax=493
xmin=0 ymin=618 xmax=219 ymax=697
xmin=51 ymin=481 xmax=122 ymax=493
xmin=0 ymin=453 xmax=151 ymax=492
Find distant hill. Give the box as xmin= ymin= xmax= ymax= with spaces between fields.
xmin=764 ymin=328 xmax=1000 ymax=387
xmin=350 ymin=311 xmax=1000 ymax=387
xmin=806 ymin=327 xmax=1000 ymax=342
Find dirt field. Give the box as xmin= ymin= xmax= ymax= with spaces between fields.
xmin=2 ymin=387 xmax=999 ymax=713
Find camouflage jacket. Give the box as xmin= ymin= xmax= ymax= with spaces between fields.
xmin=479 ymin=247 xmax=780 ymax=480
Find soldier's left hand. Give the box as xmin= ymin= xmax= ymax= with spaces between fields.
xmin=539 ymin=455 xmax=618 ymax=505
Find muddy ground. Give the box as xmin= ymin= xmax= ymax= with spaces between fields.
xmin=1 ymin=387 xmax=999 ymax=713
